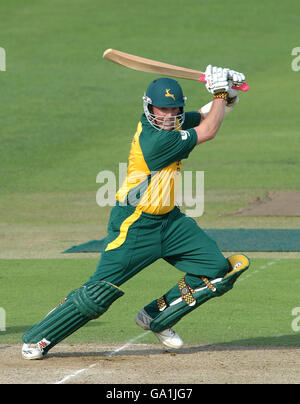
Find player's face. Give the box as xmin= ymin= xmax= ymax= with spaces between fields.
xmin=152 ymin=106 xmax=180 ymax=130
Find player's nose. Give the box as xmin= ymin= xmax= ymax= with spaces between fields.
xmin=165 ymin=108 xmax=175 ymax=116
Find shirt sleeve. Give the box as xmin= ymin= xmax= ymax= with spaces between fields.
xmin=182 ymin=111 xmax=201 ymax=129
xmin=141 ymin=127 xmax=198 ymax=171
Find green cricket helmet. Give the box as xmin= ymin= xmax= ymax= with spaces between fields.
xmin=143 ymin=78 xmax=187 ymax=130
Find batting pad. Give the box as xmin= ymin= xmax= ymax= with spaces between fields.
xmin=63 ymin=229 xmax=300 ymax=253
xmin=22 ymin=281 xmax=124 ymax=354
xmin=150 ymin=254 xmax=250 ymax=333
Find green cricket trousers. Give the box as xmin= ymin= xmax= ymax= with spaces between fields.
xmin=88 ymin=202 xmax=229 ymax=318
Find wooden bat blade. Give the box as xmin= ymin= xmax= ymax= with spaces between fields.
xmin=102 ymin=49 xmax=249 ymax=92
xmin=103 ymin=48 xmax=204 ymax=81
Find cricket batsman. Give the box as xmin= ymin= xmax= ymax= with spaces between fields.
xmin=22 ymin=65 xmax=250 ymax=359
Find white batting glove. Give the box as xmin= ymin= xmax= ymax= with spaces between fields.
xmin=227 ymin=69 xmax=246 ymax=86
xmin=204 ymin=65 xmax=229 ymax=95
xmin=226 ymin=82 xmax=238 ymax=105
xmin=226 ymin=68 xmax=245 ymax=105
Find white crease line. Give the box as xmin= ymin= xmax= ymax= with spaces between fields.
xmin=55 ymin=331 xmax=150 ymax=384
xmin=106 ymin=331 xmax=150 ymax=357
xmin=237 ymin=259 xmax=280 ymax=283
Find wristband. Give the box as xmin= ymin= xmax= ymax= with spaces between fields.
xmin=213 ymin=92 xmax=227 ymax=100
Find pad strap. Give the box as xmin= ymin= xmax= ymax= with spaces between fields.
xmin=157 ymin=295 xmax=168 ymax=311
xmin=200 ymin=276 xmax=217 ymax=292
xmin=178 ymin=277 xmax=196 ymax=306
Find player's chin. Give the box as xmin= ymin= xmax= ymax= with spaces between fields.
xmin=154 ymin=118 xmax=175 ymax=131
xmin=160 ymin=122 xmax=175 ymax=131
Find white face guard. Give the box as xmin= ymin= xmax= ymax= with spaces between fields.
xmin=143 ymin=95 xmax=185 ymax=131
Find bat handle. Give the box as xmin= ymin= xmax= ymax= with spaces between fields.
xmin=198 ymin=74 xmax=249 ymax=92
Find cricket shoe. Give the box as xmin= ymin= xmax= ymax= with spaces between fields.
xmin=135 ymin=308 xmax=184 ymax=349
xmin=22 ymin=343 xmax=46 ymax=360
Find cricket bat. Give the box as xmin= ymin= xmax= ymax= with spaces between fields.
xmin=103 ymin=49 xmax=249 ymax=92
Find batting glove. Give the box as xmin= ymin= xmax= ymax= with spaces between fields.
xmin=204 ymin=65 xmax=230 ymax=96
xmin=226 ymin=69 xmax=245 ymax=105
xmin=226 ymin=82 xmax=238 ymax=106
xmin=227 ymin=69 xmax=246 ymax=86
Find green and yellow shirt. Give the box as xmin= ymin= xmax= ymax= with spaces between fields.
xmin=116 ymin=112 xmax=200 ymax=215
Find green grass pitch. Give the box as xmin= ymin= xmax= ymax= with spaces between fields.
xmin=0 ymin=0 xmax=300 ymax=348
